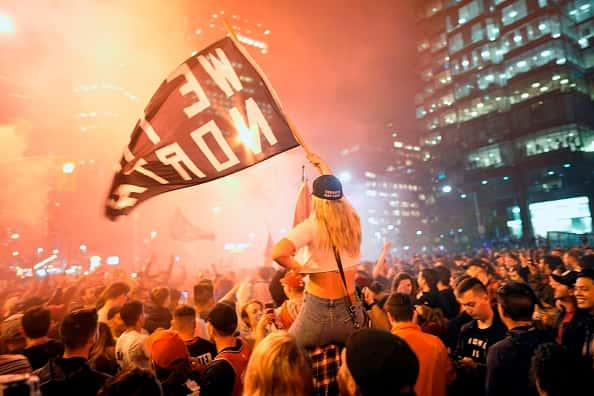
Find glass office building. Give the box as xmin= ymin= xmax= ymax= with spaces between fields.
xmin=415 ymin=0 xmax=594 ymax=244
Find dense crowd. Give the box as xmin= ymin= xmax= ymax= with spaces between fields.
xmin=1 ymin=159 xmax=594 ymax=396
xmin=0 ymin=244 xmax=593 ymax=395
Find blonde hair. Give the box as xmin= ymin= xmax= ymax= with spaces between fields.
xmin=312 ymin=196 xmax=361 ymax=256
xmin=243 ymin=331 xmax=313 ymax=396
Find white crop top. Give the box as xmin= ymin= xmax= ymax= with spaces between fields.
xmin=286 ymin=216 xmax=360 ymax=274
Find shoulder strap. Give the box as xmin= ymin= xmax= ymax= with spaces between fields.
xmin=332 ymin=245 xmax=354 ymax=307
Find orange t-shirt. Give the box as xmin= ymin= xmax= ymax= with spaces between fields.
xmin=392 ymin=322 xmax=454 ymax=396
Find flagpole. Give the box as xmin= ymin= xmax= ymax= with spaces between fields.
xmin=222 ymin=20 xmax=314 ymax=158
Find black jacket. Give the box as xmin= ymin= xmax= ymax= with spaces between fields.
xmin=34 ymin=357 xmax=111 ymax=396
xmin=558 ymin=308 xmax=591 ymax=358
xmin=485 ymin=326 xmax=553 ymax=396
xmin=23 ymin=339 xmax=64 ymax=370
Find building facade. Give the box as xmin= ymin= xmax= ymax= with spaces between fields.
xmin=338 ymin=134 xmax=433 ymax=258
xmin=415 ymin=0 xmax=594 ymax=246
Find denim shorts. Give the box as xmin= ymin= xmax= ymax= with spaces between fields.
xmin=289 ymin=291 xmax=365 ymax=347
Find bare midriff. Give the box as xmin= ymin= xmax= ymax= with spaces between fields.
xmin=305 ymin=268 xmax=357 ymax=299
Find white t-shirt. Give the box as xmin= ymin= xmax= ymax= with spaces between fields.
xmin=115 ymin=329 xmax=149 ymax=370
xmin=287 ymin=216 xmax=360 ymax=274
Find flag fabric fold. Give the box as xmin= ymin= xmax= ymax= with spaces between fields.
xmin=293 ymin=180 xmax=312 ymax=227
xmin=105 ymin=36 xmax=299 ymax=220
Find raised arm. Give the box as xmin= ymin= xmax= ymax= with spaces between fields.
xmin=271 ymin=239 xmax=301 ymax=272
xmin=373 ymin=240 xmax=391 ymax=279
xmin=307 ymin=153 xmax=332 ymax=175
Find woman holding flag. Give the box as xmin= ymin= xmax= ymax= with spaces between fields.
xmin=271 ymin=153 xmax=365 ymax=347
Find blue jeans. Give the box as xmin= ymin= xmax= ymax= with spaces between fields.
xmin=289 ymin=292 xmax=365 ymax=347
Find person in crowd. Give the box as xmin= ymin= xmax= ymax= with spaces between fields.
xmin=34 ymin=308 xmax=111 ymax=396
xmin=21 ymin=306 xmax=64 ymax=370
xmin=115 ymin=300 xmax=149 ymax=370
xmin=1 ymin=312 xmax=26 ymax=354
xmin=97 ymin=282 xmax=130 ymax=323
xmin=237 ymin=267 xmax=275 ymax=309
xmin=574 ymin=268 xmax=594 ymax=373
xmin=485 ymin=282 xmax=552 ymax=396
xmin=391 ymin=272 xmax=418 ymax=297
xmin=505 ymin=252 xmax=529 ymax=282
xmin=98 ymin=367 xmax=163 ymax=396
xmin=268 ymin=268 xmax=289 ymax=307
xmin=243 ymin=331 xmax=313 ymax=396
xmin=415 ymin=302 xmax=447 ymax=338
xmin=385 ymin=293 xmax=454 ymax=396
xmin=466 ymin=259 xmax=500 ymax=304
xmin=443 ymin=274 xmax=473 ymax=350
xmin=130 ymin=287 xmax=151 ymax=305
xmin=147 ymin=330 xmax=194 ymax=396
xmin=563 ymin=248 xmax=582 ymax=271
xmin=79 ymin=287 xmax=100 ymax=309
xmin=0 ymin=353 xmax=33 ymax=375
xmin=581 ymin=254 xmax=594 ymax=270
xmin=494 ymin=264 xmax=509 ymax=282
xmin=239 ymin=300 xmax=265 ymax=346
xmin=144 ymin=287 xmax=172 ymax=334
xmin=416 ymin=268 xmax=443 ymax=310
xmin=371 ymin=240 xmax=393 ymax=289
xmin=452 ymin=277 xmax=507 ymax=395
xmin=199 ymin=302 xmax=251 ymax=396
xmin=171 ymin=305 xmax=217 ymax=366
xmin=193 ymin=279 xmax=215 ymax=339
xmin=435 ymin=266 xmax=460 ymax=319
xmin=530 ymin=343 xmax=579 ymax=396
xmin=106 ymin=306 xmax=125 ymax=339
xmin=271 ymin=153 xmax=365 ymax=347
xmin=548 ymin=270 xmax=583 ymax=345
xmin=540 ymin=255 xmax=564 ymax=276
xmin=337 ymin=328 xmax=419 ymax=396
xmin=90 ymin=322 xmax=119 ymax=376
xmin=508 ymin=267 xmax=526 ymax=283
xmin=276 ymin=271 xmax=305 ymax=330
xmin=361 ymin=284 xmax=391 ymax=330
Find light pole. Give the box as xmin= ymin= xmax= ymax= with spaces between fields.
xmin=441 ymin=185 xmax=485 ymax=238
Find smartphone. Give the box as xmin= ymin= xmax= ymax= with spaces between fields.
xmin=264 ymin=302 xmax=275 ymax=314
xmin=180 ymin=290 xmax=189 ymax=305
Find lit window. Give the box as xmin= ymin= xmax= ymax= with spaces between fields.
xmin=458 ymin=0 xmax=482 ymax=25
xmin=502 ymin=0 xmax=527 ymax=26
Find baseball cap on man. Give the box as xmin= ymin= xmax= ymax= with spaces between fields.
xmin=147 ymin=330 xmax=188 ymax=370
xmin=312 ymin=175 xmax=343 ymax=200
xmin=345 ymin=328 xmax=419 ymax=396
xmin=551 ymin=270 xmax=579 ymax=287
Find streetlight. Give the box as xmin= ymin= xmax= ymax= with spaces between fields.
xmin=62 ymin=162 xmax=75 ymax=174
xmin=441 ymin=184 xmax=484 ymax=237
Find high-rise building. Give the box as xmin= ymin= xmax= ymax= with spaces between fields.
xmin=415 ymin=0 xmax=594 ymax=246
xmin=338 ymin=131 xmax=433 ymax=258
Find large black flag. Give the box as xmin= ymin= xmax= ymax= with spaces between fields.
xmin=105 ymin=36 xmax=299 ymax=220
